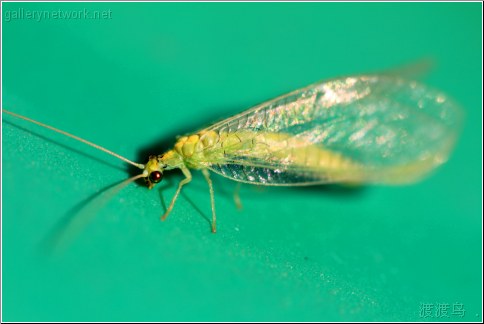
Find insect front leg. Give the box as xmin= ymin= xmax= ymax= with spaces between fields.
xmin=161 ymin=167 xmax=192 ymax=221
xmin=201 ymin=169 xmax=217 ymax=233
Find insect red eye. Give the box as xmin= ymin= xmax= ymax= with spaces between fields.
xmin=149 ymin=171 xmax=163 ymax=183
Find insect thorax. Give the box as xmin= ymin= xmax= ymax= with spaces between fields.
xmin=172 ymin=130 xmax=221 ymax=168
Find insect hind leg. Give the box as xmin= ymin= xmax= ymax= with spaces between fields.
xmin=233 ymin=182 xmax=243 ymax=210
xmin=201 ymin=169 xmax=217 ymax=233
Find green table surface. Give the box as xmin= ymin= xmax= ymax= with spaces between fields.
xmin=2 ymin=2 xmax=482 ymax=322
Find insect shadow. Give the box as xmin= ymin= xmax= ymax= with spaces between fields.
xmin=40 ymin=180 xmax=127 ymax=256
xmin=4 ymin=120 xmax=126 ymax=172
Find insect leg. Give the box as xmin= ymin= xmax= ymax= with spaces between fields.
xmin=161 ymin=167 xmax=192 ymax=221
xmin=233 ymin=182 xmax=243 ymax=210
xmin=201 ymin=169 xmax=217 ymax=233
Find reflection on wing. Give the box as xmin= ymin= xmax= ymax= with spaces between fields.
xmin=201 ymin=75 xmax=462 ymax=185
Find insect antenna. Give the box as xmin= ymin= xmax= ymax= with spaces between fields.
xmin=2 ymin=109 xmax=145 ymax=170
xmin=43 ymin=173 xmax=146 ymax=255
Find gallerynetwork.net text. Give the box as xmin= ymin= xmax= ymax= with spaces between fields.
xmin=4 ymin=8 xmax=112 ymax=22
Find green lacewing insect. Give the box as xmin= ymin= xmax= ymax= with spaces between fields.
xmin=2 ymin=72 xmax=462 ymax=233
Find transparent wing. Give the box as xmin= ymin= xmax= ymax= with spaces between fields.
xmin=201 ymin=75 xmax=462 ymax=186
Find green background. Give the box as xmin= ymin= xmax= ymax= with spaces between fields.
xmin=2 ymin=2 xmax=482 ymax=322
